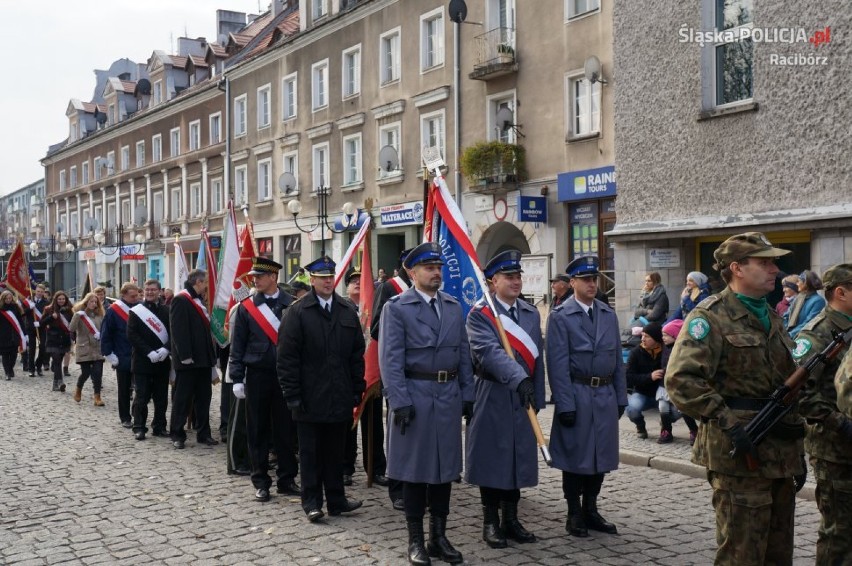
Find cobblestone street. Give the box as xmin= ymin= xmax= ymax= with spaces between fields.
xmin=1 ymin=366 xmax=820 ymax=565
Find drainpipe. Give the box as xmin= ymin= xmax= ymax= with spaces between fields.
xmin=219 ymin=77 xmax=230 ymax=206
xmin=453 ymin=21 xmax=462 ymax=210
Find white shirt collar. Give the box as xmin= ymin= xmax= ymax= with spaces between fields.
xmin=495 ymin=297 xmax=517 ymax=313
xmin=318 ymin=295 xmax=333 ymax=310
xmin=415 ymin=288 xmax=440 ymax=317
xmin=264 ymin=291 xmax=280 ymax=300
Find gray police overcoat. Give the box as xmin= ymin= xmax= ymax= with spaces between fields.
xmin=465 ymin=297 xmax=546 ymax=490
xmin=379 ymin=288 xmax=475 ymax=484
xmin=546 ymin=296 xmax=627 ymax=474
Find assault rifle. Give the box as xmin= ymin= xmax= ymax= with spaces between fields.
xmin=730 ymin=327 xmax=852 ymax=469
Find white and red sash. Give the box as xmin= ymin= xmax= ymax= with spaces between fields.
xmin=54 ymin=311 xmax=72 ymax=333
xmin=0 ymin=310 xmax=27 ymax=350
xmin=242 ymin=299 xmax=280 ymax=345
xmin=109 ymin=301 xmax=130 ymax=323
xmin=177 ymin=289 xmax=210 ymax=325
xmin=388 ymin=276 xmax=410 ymax=295
xmin=79 ymin=312 xmax=99 ymax=336
xmin=478 ymin=304 xmax=540 ymax=374
xmin=130 ymin=304 xmax=169 ymax=345
xmin=26 ymin=298 xmax=43 ymax=322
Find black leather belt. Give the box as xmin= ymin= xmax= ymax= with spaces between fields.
xmin=723 ymin=396 xmax=770 ymax=411
xmin=406 ymin=370 xmax=458 ymax=383
xmin=572 ymin=375 xmax=613 ymax=387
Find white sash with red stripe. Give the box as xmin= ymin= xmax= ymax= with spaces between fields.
xmin=479 ymin=304 xmax=539 ymax=374
xmin=26 ymin=298 xmax=43 ymax=322
xmin=388 ymin=276 xmax=410 ymax=295
xmin=0 ymin=310 xmax=26 ymax=350
xmin=79 ymin=312 xmax=99 ymax=336
xmin=109 ymin=301 xmax=130 ymax=323
xmin=130 ymin=304 xmax=169 ymax=345
xmin=55 ymin=311 xmax=72 ymax=333
xmin=242 ymin=300 xmax=279 ymax=345
xmin=177 ymin=289 xmax=210 ymax=325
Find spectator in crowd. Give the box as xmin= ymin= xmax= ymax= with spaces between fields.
xmin=374 ymin=268 xmax=388 ymax=287
xmin=291 ymin=281 xmax=310 ymax=299
xmin=657 ymin=319 xmax=697 ymax=444
xmin=634 ymin=272 xmax=669 ymax=325
xmin=668 ymin=271 xmax=711 ymax=322
xmin=625 ymin=322 xmax=665 ymax=440
xmin=775 ymin=275 xmax=800 ymax=317
xmin=785 ymin=270 xmax=826 ymax=338
xmin=69 ymin=293 xmax=105 ymax=406
xmin=162 ymin=288 xmax=175 ymax=306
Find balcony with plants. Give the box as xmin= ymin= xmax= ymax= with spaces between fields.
xmin=460 ymin=141 xmax=526 ymax=195
xmin=469 ymin=27 xmax=518 ymax=81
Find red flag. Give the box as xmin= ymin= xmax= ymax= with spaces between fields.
xmin=223 ymin=223 xmax=257 ymax=336
xmin=6 ymin=241 xmax=32 ymax=299
xmin=200 ymin=229 xmax=218 ymax=311
xmin=353 ymin=232 xmax=379 ymax=422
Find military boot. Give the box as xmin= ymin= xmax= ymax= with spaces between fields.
xmin=426 ymin=515 xmax=463 ymax=564
xmin=406 ymin=519 xmax=431 ymax=566
xmin=500 ymin=501 xmax=536 ymax=543
xmin=583 ymin=494 xmax=618 ymax=534
xmin=482 ymin=505 xmax=507 ymax=548
xmin=566 ymin=495 xmax=588 ymax=537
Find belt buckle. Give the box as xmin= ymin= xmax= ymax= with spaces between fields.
xmin=437 ymin=370 xmax=448 ymax=383
xmin=590 ymin=376 xmax=601 ymax=387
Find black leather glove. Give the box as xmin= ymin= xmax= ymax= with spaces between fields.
xmin=286 ymin=398 xmax=302 ymax=412
xmin=618 ymin=405 xmax=625 ymax=418
xmin=517 ymin=378 xmax=536 ymax=410
xmin=837 ymin=418 xmax=852 ymax=442
xmin=462 ymin=401 xmax=474 ymax=425
xmin=394 ymin=405 xmax=415 ymax=435
xmin=794 ymin=455 xmax=807 ymax=493
xmin=353 ymin=394 xmax=362 ymax=408
xmin=558 ymin=411 xmax=577 ymax=427
xmin=726 ymin=423 xmax=756 ymax=459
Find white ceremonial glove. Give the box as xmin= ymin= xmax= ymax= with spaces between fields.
xmin=147 ymin=351 xmax=159 ymax=363
xmin=169 ymin=369 xmax=176 ymax=384
xmin=155 ymin=348 xmax=169 ymax=362
xmin=34 ymin=321 xmax=39 ymax=328
xmin=93 ymin=332 xmax=100 ymax=341
xmin=181 ymin=358 xmax=194 ymax=365
xmin=105 ymin=353 xmax=119 ymax=367
xmin=232 ymin=382 xmax=246 ymax=399
xmin=211 ymin=367 xmax=220 ymax=385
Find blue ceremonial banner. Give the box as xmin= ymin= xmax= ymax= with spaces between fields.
xmin=436 ymin=215 xmax=483 ymax=317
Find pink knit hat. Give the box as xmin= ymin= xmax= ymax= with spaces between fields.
xmin=662 ymin=319 xmax=685 ymax=339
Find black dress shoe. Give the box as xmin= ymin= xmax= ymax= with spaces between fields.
xmin=329 ymin=499 xmax=362 ymax=516
xmin=372 ymin=474 xmax=389 ymax=487
xmin=277 ymin=480 xmax=301 ymax=495
xmin=151 ymin=430 xmax=169 ymax=437
xmin=28 ymin=371 xmax=35 ymax=377
xmin=392 ymin=498 xmax=405 ymax=511
xmin=173 ymin=440 xmax=186 ymax=449
xmin=121 ymin=421 xmax=132 ymax=429
xmin=255 ymin=488 xmax=270 ymax=502
xmin=342 ymin=474 xmax=353 ymax=486
xmin=198 ymin=437 xmax=220 ymax=446
xmin=584 ymin=510 xmax=618 ymax=534
xmin=134 ymin=431 xmax=146 ymax=441
xmin=306 ymin=509 xmax=325 ymax=523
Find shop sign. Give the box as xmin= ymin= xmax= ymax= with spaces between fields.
xmin=557 ymin=165 xmax=617 ymax=202
xmin=379 ymin=201 xmax=424 ymax=227
xmin=518 ymin=196 xmax=547 ymax=222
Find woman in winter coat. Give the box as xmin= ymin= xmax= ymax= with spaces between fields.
xmin=785 ymin=270 xmax=826 ymax=338
xmin=775 ymin=275 xmax=799 ymax=317
xmin=69 ymin=293 xmax=105 ymax=406
xmin=42 ymin=291 xmax=74 ymax=392
xmin=0 ymin=291 xmax=26 ymax=380
xmin=624 ymin=322 xmax=664 ymax=440
xmin=668 ymin=271 xmax=711 ymax=322
xmin=633 ymin=272 xmax=669 ymax=324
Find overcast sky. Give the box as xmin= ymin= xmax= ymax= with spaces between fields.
xmin=1 ymin=0 xmax=267 ymax=195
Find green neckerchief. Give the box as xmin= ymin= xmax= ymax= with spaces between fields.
xmin=735 ymin=293 xmax=771 ymax=333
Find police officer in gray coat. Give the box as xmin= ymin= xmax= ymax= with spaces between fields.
xmin=466 ymin=250 xmax=546 ymax=549
xmin=546 ymin=255 xmax=627 ymax=537
xmin=379 ymin=242 xmax=475 ymax=566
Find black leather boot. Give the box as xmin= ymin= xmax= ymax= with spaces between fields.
xmin=426 ymin=515 xmax=463 ymax=564
xmin=583 ymin=494 xmax=618 ymax=534
xmin=406 ymin=519 xmax=431 ymax=566
xmin=500 ymin=501 xmax=536 ymax=543
xmin=566 ymin=495 xmax=588 ymax=537
xmin=482 ymin=505 xmax=507 ymax=548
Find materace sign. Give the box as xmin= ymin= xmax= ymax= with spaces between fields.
xmin=379 ymin=201 xmax=425 ymax=227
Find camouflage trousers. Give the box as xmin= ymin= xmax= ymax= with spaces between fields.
xmin=708 ymin=471 xmax=795 ymax=566
xmin=811 ymin=456 xmax=852 ymax=566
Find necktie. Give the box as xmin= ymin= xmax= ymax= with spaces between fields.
xmin=588 ymin=307 xmax=594 ymax=321
xmin=325 ymin=302 xmax=331 ymax=314
xmin=429 ymin=298 xmax=439 ymax=320
xmin=508 ymin=306 xmax=518 ymax=323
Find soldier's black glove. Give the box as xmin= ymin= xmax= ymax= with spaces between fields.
xmin=558 ymin=411 xmax=577 ymax=427
xmin=726 ymin=423 xmax=756 ymax=459
xmin=618 ymin=405 xmax=625 ymax=419
xmin=837 ymin=418 xmax=852 ymax=442
xmin=353 ymin=394 xmax=362 ymax=408
xmin=794 ymin=455 xmax=807 ymax=493
xmin=462 ymin=401 xmax=474 ymax=425
xmin=517 ymin=378 xmax=536 ymax=410
xmin=286 ymin=398 xmax=302 ymax=412
xmin=394 ymin=405 xmax=415 ymax=435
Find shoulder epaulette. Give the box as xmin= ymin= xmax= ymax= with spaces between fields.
xmin=801 ymin=311 xmax=826 ymax=333
xmin=388 ymin=295 xmax=401 ymax=303
xmin=695 ymin=294 xmax=721 ymax=310
xmin=552 ymin=304 xmax=564 ymax=313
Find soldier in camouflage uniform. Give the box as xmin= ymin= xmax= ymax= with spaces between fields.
xmin=666 ymin=232 xmax=807 ymax=566
xmin=797 ymin=263 xmax=852 ymax=564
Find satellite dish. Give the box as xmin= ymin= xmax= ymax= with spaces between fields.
xmin=584 ymin=56 xmax=607 ymax=84
xmin=136 ymin=78 xmax=151 ymax=96
xmin=134 ymin=205 xmax=147 ymax=225
xmin=278 ymin=172 xmax=297 ymax=195
xmin=55 ymin=221 xmax=65 ymax=235
xmin=448 ymin=0 xmax=468 ymax=23
xmin=84 ymin=216 xmax=99 ymax=233
xmin=495 ymin=106 xmax=514 ymax=133
xmin=378 ymin=145 xmax=400 ymax=172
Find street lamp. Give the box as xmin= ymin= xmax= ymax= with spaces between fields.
xmin=29 ymin=224 xmax=76 ymax=290
xmin=287 ymin=186 xmax=356 ymax=258
xmin=95 ymin=223 xmax=145 ymax=289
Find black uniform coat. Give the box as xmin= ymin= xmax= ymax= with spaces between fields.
xmin=170 ymin=285 xmax=216 ymax=370
xmin=43 ymin=305 xmax=73 ymax=354
xmin=127 ymin=301 xmax=171 ymax=374
xmin=277 ymin=290 xmax=366 ymax=423
xmin=230 ymin=291 xmax=293 ymax=381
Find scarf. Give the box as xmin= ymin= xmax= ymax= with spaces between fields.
xmin=735 ymin=293 xmax=770 ymax=333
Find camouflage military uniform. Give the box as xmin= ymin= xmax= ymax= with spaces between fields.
xmin=666 ymin=287 xmax=804 ymax=566
xmin=795 ymin=305 xmax=852 ymax=564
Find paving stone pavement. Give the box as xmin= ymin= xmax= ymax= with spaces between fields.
xmin=1 ymin=365 xmax=821 ymax=565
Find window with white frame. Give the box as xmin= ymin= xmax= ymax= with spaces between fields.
xmin=378 ymin=122 xmax=402 ymax=178
xmin=82 ymin=161 xmax=90 ymax=184
xmin=234 ymin=94 xmax=247 ymax=136
xmin=70 ymin=166 xmax=77 ymax=188
xmin=342 ymin=45 xmax=361 ymax=98
xmin=282 ymin=73 xmax=297 ymax=120
xmin=108 ymin=103 xmax=116 ymax=126
xmin=170 ymin=128 xmax=181 ymax=157
xmin=565 ymin=0 xmax=599 ymax=19
xmin=420 ymin=8 xmax=445 ymax=71
xmin=106 ymin=151 xmax=115 ymax=176
xmin=136 ymin=141 xmax=145 ymax=168
xmin=94 ymin=156 xmax=103 ymax=181
xmin=489 ymin=0 xmax=515 ymax=42
xmin=69 ymin=118 xmax=78 ymax=142
xmin=487 ymin=91 xmax=517 ymax=143
xmin=234 ymin=165 xmax=248 ymax=206
xmin=567 ymin=74 xmax=601 ymax=137
xmin=69 ymin=211 xmax=79 ymax=237
xmin=152 ymin=134 xmax=163 ymax=162
xmin=170 ymin=188 xmax=181 ymax=220
xmin=189 ymin=120 xmax=201 ymax=151
xmin=59 ymin=170 xmax=66 ymax=191
xmin=312 ymin=60 xmax=329 ymax=111
xmin=257 ymin=84 xmax=271 ymax=128
xmin=120 ymin=145 xmax=130 ymax=171
xmin=380 ymin=28 xmax=401 ymax=85
xmin=190 ymin=183 xmax=202 ymax=217
xmin=211 ymin=178 xmax=223 ymax=212
xmin=209 ymin=112 xmax=222 ymax=144
xmin=420 ymin=110 xmax=446 ymax=162
xmin=707 ymin=0 xmax=753 ymax=107
xmin=282 ymin=151 xmax=299 ymax=193
xmin=312 ymin=143 xmax=330 ymax=190
xmin=94 ymin=205 xmax=103 ymax=230
xmin=312 ymin=0 xmax=327 ymax=21
xmin=342 ymin=134 xmax=362 ymax=186
xmin=153 ymin=80 xmax=163 ymax=105
xmin=107 ymin=203 xmax=116 ymax=230
xmin=121 ymin=199 xmax=131 ymax=225
xmin=257 ymin=159 xmax=272 ymax=201
xmin=153 ymin=192 xmax=164 ymax=222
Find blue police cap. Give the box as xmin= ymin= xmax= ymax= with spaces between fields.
xmin=399 ymin=247 xmax=415 ymax=266
xmin=484 ymin=249 xmax=524 ymax=279
xmin=304 ymin=256 xmax=336 ymax=277
xmin=403 ymin=242 xmax=444 ymax=270
xmin=566 ymin=255 xmax=599 ymax=278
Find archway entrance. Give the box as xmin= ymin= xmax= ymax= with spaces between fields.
xmin=475 ymin=221 xmax=530 ymax=264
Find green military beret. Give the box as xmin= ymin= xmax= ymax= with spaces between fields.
xmin=822 ymin=263 xmax=852 ymax=289
xmin=712 ymin=232 xmax=791 ymax=271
